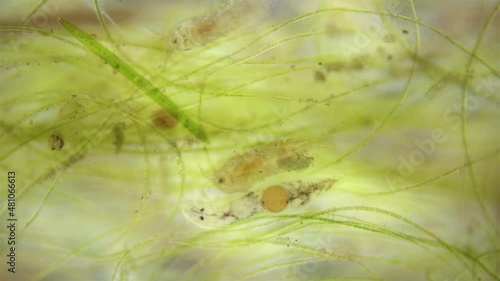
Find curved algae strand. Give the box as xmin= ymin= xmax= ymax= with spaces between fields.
xmin=212 ymin=139 xmax=313 ymax=193
xmin=58 ymin=18 xmax=208 ymax=142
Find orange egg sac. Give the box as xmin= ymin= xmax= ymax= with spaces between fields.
xmin=151 ymin=109 xmax=177 ymax=129
xmin=262 ymin=185 xmax=289 ymax=212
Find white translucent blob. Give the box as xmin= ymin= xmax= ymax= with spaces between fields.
xmin=170 ymin=0 xmax=269 ymax=50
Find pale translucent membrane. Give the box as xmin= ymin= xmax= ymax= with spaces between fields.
xmin=170 ymin=0 xmax=270 ymax=50
xmin=0 ymin=0 xmax=499 ymax=281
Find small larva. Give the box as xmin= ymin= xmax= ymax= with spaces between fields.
xmin=170 ymin=0 xmax=268 ymax=50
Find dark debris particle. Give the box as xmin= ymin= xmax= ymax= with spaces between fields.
xmin=314 ymin=70 xmax=326 ymax=82
xmin=49 ymin=133 xmax=64 ymax=151
xmin=112 ymin=123 xmax=125 ymax=154
xmin=199 ymin=216 xmax=204 ymax=221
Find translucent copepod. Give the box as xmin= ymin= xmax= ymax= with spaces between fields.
xmin=183 ymin=179 xmax=336 ymax=228
xmin=170 ymin=0 xmax=269 ymax=50
xmin=213 ymin=139 xmax=314 ymax=193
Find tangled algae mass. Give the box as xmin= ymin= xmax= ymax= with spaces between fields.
xmin=0 ymin=0 xmax=499 ymax=281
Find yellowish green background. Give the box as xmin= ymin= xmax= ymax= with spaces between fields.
xmin=1 ymin=0 xmax=499 ymax=280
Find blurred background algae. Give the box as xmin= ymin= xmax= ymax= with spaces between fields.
xmin=0 ymin=0 xmax=499 ymax=280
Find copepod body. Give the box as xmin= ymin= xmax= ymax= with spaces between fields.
xmin=213 ymin=139 xmax=314 ymax=193
xmin=170 ymin=0 xmax=268 ymax=50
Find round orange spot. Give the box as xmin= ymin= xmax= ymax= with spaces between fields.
xmin=262 ymin=185 xmax=289 ymax=213
xmin=151 ymin=109 xmax=177 ymax=129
